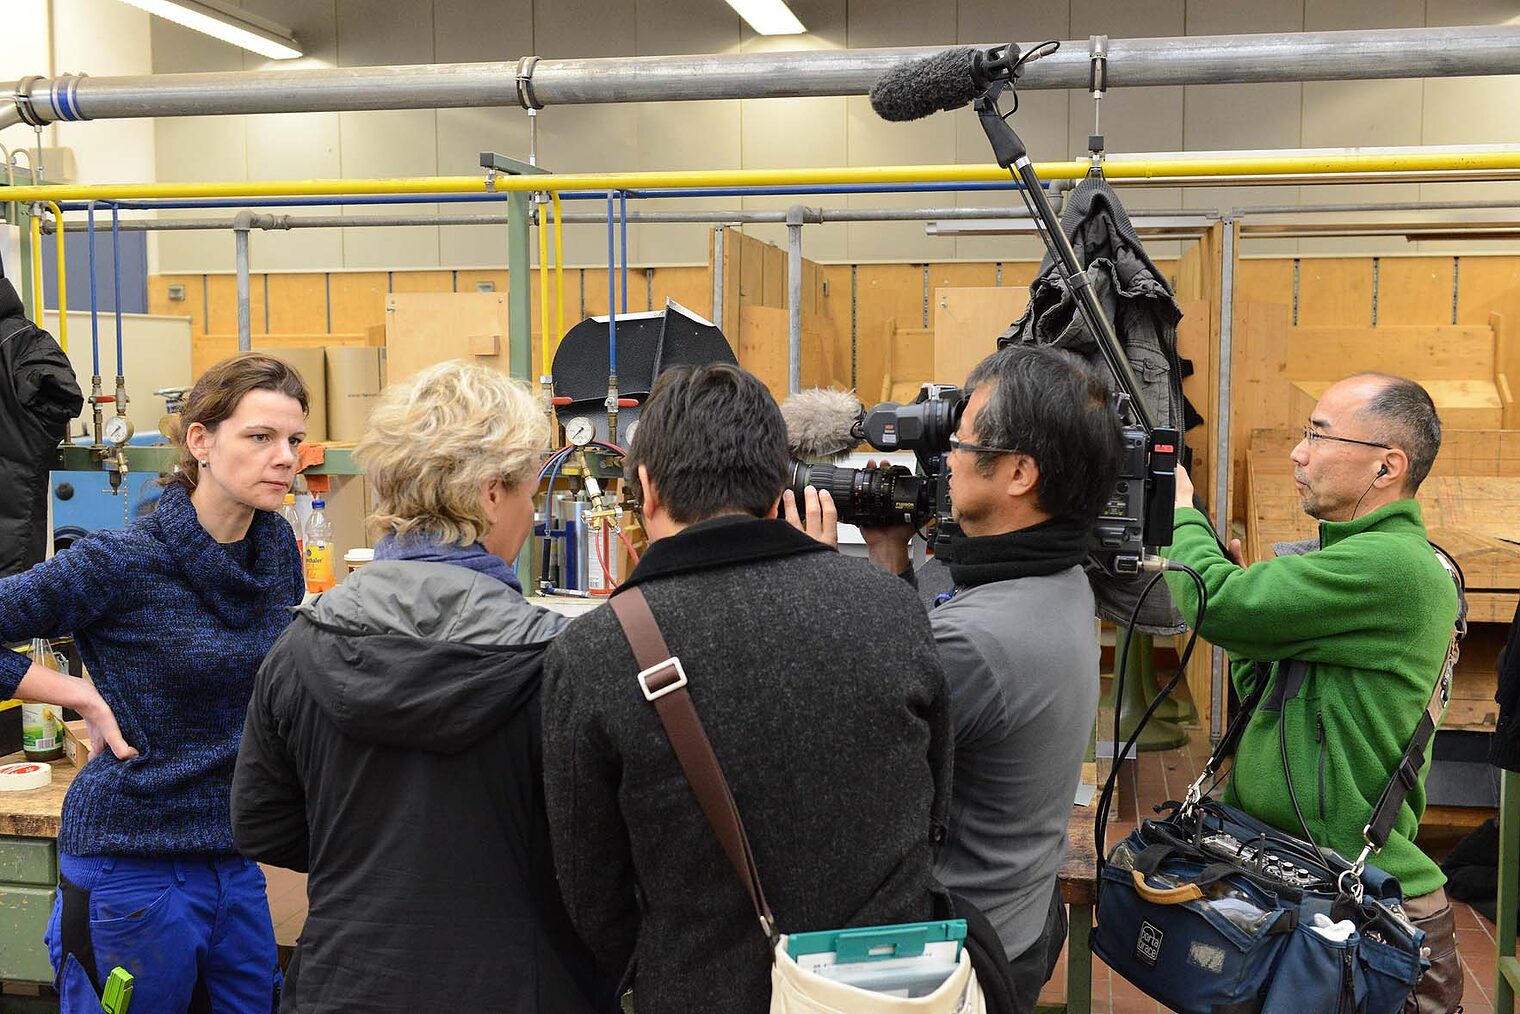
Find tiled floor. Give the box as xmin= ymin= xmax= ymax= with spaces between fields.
xmin=261 ymin=723 xmax=1512 ymax=1013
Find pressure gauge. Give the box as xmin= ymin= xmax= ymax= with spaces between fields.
xmin=103 ymin=415 xmax=134 ymax=447
xmin=623 ymin=420 xmax=639 ymax=447
xmin=565 ymin=416 xmax=596 ymax=447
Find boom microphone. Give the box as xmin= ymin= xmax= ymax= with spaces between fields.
xmin=780 ymin=388 xmax=863 ymax=463
xmin=868 ymin=43 xmax=1021 ymax=122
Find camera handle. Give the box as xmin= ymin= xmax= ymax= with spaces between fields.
xmin=974 ymin=80 xmax=1154 ymax=434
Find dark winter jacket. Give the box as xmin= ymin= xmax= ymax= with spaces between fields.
xmin=0 ymin=276 xmax=82 ymax=577
xmin=1002 ymin=175 xmax=1198 ymax=634
xmin=541 ymin=515 xmax=953 ymax=1014
xmin=1491 ymin=596 xmax=1520 ymax=771
xmin=232 ymin=559 xmax=614 ymax=1014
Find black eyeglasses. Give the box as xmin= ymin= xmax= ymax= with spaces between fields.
xmin=948 ymin=433 xmax=1022 ymax=455
xmin=1301 ymin=426 xmax=1392 ymax=451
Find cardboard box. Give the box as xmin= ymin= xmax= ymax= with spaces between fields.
xmin=263 ymin=347 xmax=329 ymax=442
xmin=62 ymin=721 xmax=94 ymax=768
xmin=325 ymin=346 xmax=386 ymax=442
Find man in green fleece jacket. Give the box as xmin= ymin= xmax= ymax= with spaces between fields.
xmin=1165 ymin=373 xmax=1461 ymax=1014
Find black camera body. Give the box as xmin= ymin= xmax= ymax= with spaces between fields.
xmin=787 ymin=383 xmax=962 ymax=533
xmin=787 ymin=385 xmax=1178 ymax=574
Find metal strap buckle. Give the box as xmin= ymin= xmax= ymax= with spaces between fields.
xmin=638 ymin=657 xmax=688 ymax=702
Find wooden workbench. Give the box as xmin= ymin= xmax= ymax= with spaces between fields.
xmin=0 ymin=750 xmax=79 ymax=985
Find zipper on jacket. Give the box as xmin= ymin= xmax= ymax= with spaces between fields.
xmin=1316 ymin=712 xmax=1327 ymax=822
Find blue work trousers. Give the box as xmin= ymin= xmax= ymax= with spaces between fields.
xmin=45 ymin=853 xmax=280 ymax=1014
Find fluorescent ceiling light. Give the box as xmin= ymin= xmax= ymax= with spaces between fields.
xmin=724 ymin=0 xmax=806 ymax=35
xmin=117 ymin=0 xmax=303 ymax=60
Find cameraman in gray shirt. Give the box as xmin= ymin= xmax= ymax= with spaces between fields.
xmin=788 ymin=344 xmax=1123 ymax=1012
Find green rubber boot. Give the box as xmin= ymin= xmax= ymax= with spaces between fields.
xmin=1106 ymin=633 xmax=1188 ymax=753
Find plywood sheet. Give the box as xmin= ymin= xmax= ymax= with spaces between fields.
xmin=147 ymin=275 xmax=206 ymax=334
xmin=1292 ymin=378 xmax=1502 ymax=429
xmin=385 ymin=292 xmax=511 ymax=385
xmin=266 ymin=274 xmax=329 ymax=334
xmin=649 ymin=266 xmax=713 ymax=321
xmin=737 ymin=305 xmax=828 ymax=402
xmin=205 ymin=274 xmax=267 ymax=336
xmin=389 ymin=270 xmax=454 ymax=293
xmin=1296 ymin=259 xmax=1372 ymax=326
xmin=927 ymin=262 xmax=996 ymax=292
xmin=1284 ymin=325 xmax=1496 ymax=381
xmin=932 ymin=286 xmax=1027 ymax=389
xmin=1378 ymin=258 xmax=1455 ymax=326
xmin=328 ymin=272 xmax=390 ymax=335
xmin=1235 ymin=259 xmax=1295 ymax=313
xmin=819 ymin=265 xmax=855 ymax=393
xmin=855 ymin=264 xmax=927 ymax=406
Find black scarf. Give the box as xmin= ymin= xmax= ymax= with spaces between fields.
xmin=943 ymin=515 xmax=1090 ymax=589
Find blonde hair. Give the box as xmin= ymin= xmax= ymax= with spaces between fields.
xmin=356 ymin=361 xmax=547 ymax=546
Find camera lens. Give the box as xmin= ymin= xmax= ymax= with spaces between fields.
xmin=787 ymin=461 xmax=932 ymax=528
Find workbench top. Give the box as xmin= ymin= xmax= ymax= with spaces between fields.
xmin=0 ymin=751 xmax=77 ymax=839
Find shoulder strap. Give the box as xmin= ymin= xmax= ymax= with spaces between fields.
xmin=1361 ymin=543 xmax=1467 ymax=852
xmin=608 ymin=588 xmax=779 ymax=944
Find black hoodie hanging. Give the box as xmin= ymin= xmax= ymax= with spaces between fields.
xmin=0 ymin=254 xmax=84 ymax=577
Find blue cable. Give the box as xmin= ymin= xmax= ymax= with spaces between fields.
xmin=86 ymin=202 xmax=99 ymax=378
xmin=618 ymin=190 xmax=628 ymax=314
xmin=110 ymin=202 xmax=124 ymax=376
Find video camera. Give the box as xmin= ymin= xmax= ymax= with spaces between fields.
xmin=786 ymin=383 xmax=1177 ymax=577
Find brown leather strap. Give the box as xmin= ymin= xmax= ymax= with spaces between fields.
xmin=609 ymin=588 xmax=778 ymax=942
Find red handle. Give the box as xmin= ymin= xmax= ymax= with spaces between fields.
xmin=550 ymin=397 xmax=573 ymax=406
xmin=616 ymin=398 xmax=638 ymax=407
xmin=92 ymin=395 xmax=116 ymax=404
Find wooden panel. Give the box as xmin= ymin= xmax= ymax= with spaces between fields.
xmin=191 ymin=333 xmax=366 ymax=383
xmin=266 ymin=273 xmax=329 ymax=334
xmin=384 ymin=292 xmax=510 ymax=385
xmin=1296 ymin=259 xmax=1372 ymax=326
xmin=328 ymin=272 xmax=391 ymax=334
xmin=1176 ymin=298 xmax=1215 ymax=495
xmin=928 ymin=262 xmax=996 ymax=293
xmin=854 ymin=264 xmax=928 ymax=408
xmin=649 ymin=266 xmax=712 ymax=320
xmin=883 ymin=326 xmax=935 ymax=403
xmin=997 ymin=261 xmax=1041 ymax=288
xmin=1291 ymin=378 xmax=1503 ymax=429
xmin=761 ymin=242 xmax=786 ymax=308
xmin=932 ymin=286 xmax=1028 ymax=389
xmin=205 ymin=274 xmax=267 ymax=336
xmin=148 ymin=274 xmax=206 ymax=334
xmin=582 ymin=266 xmax=615 ymax=321
xmin=1285 ymin=325 xmax=1496 ymax=382
xmin=456 ymin=270 xmax=509 ymax=296
xmin=819 ymin=265 xmax=855 ymax=393
xmin=1378 ymin=258 xmax=1454 ymax=326
xmin=736 ymin=305 xmax=828 ymax=402
xmin=1228 ymin=300 xmax=1293 ymax=505
xmin=1456 ymin=256 xmax=1520 ymax=336
xmin=1235 ymin=259 xmax=1295 ymax=313
xmin=389 ymin=270 xmax=454 ymax=293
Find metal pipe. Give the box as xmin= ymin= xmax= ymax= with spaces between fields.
xmin=786 ymin=206 xmax=804 ymax=394
xmin=233 ymin=210 xmax=253 ymax=352
xmin=1210 ymin=218 xmax=1237 ymax=745
xmin=1237 ymin=198 xmax=1520 ymax=216
xmin=14 ymin=149 xmax=1520 ymax=204
xmin=47 ymin=204 xmax=1085 ymax=232
xmin=6 ymin=25 xmax=1520 ymax=131
xmin=711 ymin=227 xmax=724 ymax=330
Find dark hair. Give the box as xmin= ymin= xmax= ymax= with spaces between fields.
xmin=170 ymin=352 xmax=310 ymax=489
xmin=1356 ymin=373 xmax=1441 ymax=493
xmin=628 ymin=363 xmax=788 ymax=524
xmin=964 ymin=345 xmax=1124 ymax=520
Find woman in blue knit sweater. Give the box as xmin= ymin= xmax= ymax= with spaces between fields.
xmin=0 ymin=353 xmax=309 ymax=1012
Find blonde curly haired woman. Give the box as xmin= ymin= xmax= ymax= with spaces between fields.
xmin=233 ymin=361 xmax=614 ymax=1013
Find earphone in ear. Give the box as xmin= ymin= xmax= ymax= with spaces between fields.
xmin=1376 ymin=464 xmax=1389 ymax=478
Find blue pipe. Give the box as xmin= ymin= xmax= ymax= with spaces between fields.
xmin=618 ymin=191 xmax=628 ymax=314
xmin=606 ymin=191 xmax=617 ymax=376
xmin=54 ymin=180 xmax=1039 ymax=214
xmin=111 ymin=204 xmax=124 ymax=377
xmin=86 ymin=203 xmax=100 ymax=378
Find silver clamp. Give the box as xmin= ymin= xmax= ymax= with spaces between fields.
xmin=13 ymin=76 xmax=45 ymax=128
xmin=515 ymin=55 xmax=543 ymax=111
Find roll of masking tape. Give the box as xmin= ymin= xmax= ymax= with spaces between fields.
xmin=0 ymin=762 xmax=51 ymax=791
